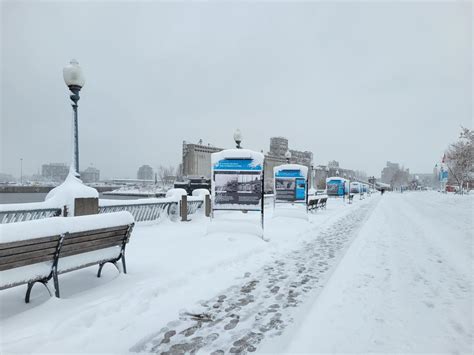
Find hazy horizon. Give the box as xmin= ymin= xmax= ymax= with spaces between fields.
xmin=1 ymin=1 xmax=472 ymax=180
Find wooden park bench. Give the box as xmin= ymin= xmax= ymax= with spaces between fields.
xmin=0 ymin=212 xmax=134 ymax=303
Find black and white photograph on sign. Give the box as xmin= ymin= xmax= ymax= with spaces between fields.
xmin=214 ymin=173 xmax=238 ymax=193
xmin=275 ymin=178 xmax=296 ymax=201
xmin=214 ymin=172 xmax=262 ymax=206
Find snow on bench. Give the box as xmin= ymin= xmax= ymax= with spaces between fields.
xmin=0 ymin=211 xmax=134 ymax=303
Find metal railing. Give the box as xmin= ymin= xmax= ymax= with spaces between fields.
xmin=0 ymin=208 xmax=62 ymax=224
xmin=98 ymin=198 xmax=204 ymax=223
xmin=98 ymin=201 xmax=178 ymax=222
xmin=186 ymin=199 xmax=203 ymax=215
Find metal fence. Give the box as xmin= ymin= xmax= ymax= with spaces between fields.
xmin=0 ymin=208 xmax=62 ymax=224
xmin=98 ymin=199 xmax=204 ymax=223
xmin=98 ymin=201 xmax=178 ymax=222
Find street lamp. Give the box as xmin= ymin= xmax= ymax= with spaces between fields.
xmin=285 ymin=150 xmax=292 ymax=163
xmin=63 ymin=59 xmax=85 ymax=176
xmin=233 ymin=129 xmax=242 ymax=149
xmin=20 ymin=158 xmax=23 ymax=185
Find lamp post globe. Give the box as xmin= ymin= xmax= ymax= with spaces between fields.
xmin=233 ymin=129 xmax=242 ymax=149
xmin=63 ymin=59 xmax=85 ymax=177
xmin=285 ymin=150 xmax=292 ymax=163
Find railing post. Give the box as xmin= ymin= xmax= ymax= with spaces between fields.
xmin=181 ymin=195 xmax=188 ymax=222
xmin=205 ymin=194 xmax=211 ymax=217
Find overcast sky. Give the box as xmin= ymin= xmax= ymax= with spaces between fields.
xmin=1 ymin=0 xmax=472 ymax=179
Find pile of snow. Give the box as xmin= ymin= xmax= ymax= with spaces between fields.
xmin=192 ymin=189 xmax=210 ymax=197
xmin=0 ymin=200 xmax=58 ymax=213
xmin=326 ymin=176 xmax=348 ymax=182
xmin=273 ymin=164 xmax=308 ymax=177
xmin=165 ymin=188 xmax=188 ymax=200
xmin=0 ymin=211 xmax=134 ymax=244
xmin=45 ymin=171 xmax=98 ymax=216
xmin=211 ymin=149 xmax=264 ymax=166
xmin=99 ymin=197 xmax=176 ymax=207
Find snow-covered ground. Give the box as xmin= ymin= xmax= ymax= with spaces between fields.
xmin=264 ymin=192 xmax=473 ymax=354
xmin=0 ymin=192 xmax=472 ymax=354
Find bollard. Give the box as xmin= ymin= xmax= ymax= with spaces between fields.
xmin=74 ymin=197 xmax=99 ymax=216
xmin=181 ymin=195 xmax=188 ymax=222
xmin=205 ymin=194 xmax=211 ymax=217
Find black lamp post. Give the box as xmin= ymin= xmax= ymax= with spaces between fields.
xmin=63 ymin=59 xmax=85 ymax=176
xmin=285 ymin=150 xmax=292 ymax=163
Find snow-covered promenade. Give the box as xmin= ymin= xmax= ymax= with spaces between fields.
xmin=1 ymin=192 xmax=472 ymax=353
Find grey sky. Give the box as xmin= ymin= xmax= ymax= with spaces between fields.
xmin=1 ymin=0 xmax=472 ymax=179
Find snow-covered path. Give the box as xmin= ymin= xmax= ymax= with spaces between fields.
xmin=130 ymin=200 xmax=377 ymax=354
xmin=272 ymin=192 xmax=473 ymax=354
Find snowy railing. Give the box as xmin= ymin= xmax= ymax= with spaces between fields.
xmin=0 ymin=208 xmax=62 ymax=224
xmin=98 ymin=197 xmax=204 ymax=223
xmin=98 ymin=201 xmax=177 ymax=222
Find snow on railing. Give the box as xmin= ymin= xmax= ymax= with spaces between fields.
xmin=98 ymin=201 xmax=177 ymax=222
xmin=0 ymin=195 xmax=206 ymax=224
xmin=98 ymin=196 xmax=204 ymax=222
xmin=0 ymin=208 xmax=62 ymax=224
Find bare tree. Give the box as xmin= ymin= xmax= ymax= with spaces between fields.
xmin=157 ymin=165 xmax=176 ymax=188
xmin=445 ymin=127 xmax=474 ymax=191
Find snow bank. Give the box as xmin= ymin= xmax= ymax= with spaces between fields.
xmin=99 ymin=197 xmax=176 ymax=207
xmin=211 ymin=149 xmax=264 ymax=166
xmin=0 ymin=211 xmax=134 ymax=244
xmin=0 ymin=200 xmax=59 ymax=213
xmin=326 ymin=176 xmax=347 ymax=182
xmin=192 ymin=189 xmax=210 ymax=197
xmin=273 ymin=164 xmax=308 ymax=177
xmin=165 ymin=188 xmax=188 ymax=199
xmin=45 ymin=171 xmax=98 ymax=216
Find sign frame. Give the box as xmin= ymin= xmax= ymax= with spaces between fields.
xmin=211 ymin=149 xmax=265 ymax=230
xmin=273 ymin=164 xmax=309 ymax=210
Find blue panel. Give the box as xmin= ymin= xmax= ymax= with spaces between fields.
xmin=214 ymin=159 xmax=262 ymax=171
xmin=295 ymin=178 xmax=306 ymax=200
xmin=275 ymin=169 xmax=304 ymax=178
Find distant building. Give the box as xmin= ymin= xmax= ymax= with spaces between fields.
xmin=381 ymin=161 xmax=410 ymax=187
xmin=41 ymin=163 xmax=69 ymax=182
xmin=182 ymin=141 xmax=223 ymax=179
xmin=137 ymin=165 xmax=154 ymax=180
xmin=80 ymin=167 xmax=100 ymax=183
xmin=269 ymin=137 xmax=289 ymax=157
xmin=328 ymin=160 xmax=340 ymax=169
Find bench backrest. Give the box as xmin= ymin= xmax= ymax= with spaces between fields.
xmin=0 ymin=235 xmax=61 ymax=272
xmin=59 ymin=225 xmax=130 ymax=259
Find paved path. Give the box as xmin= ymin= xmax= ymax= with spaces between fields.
xmin=131 ymin=199 xmax=378 ymax=354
